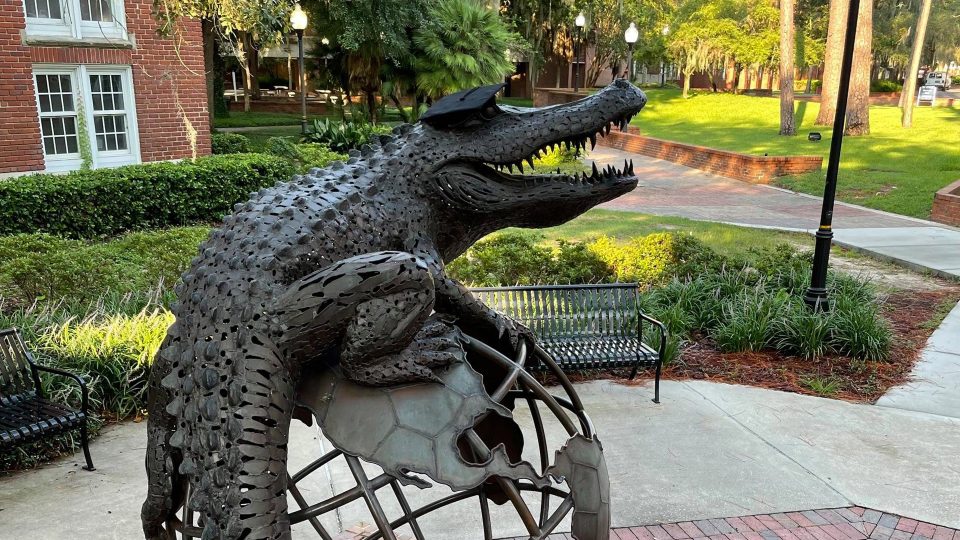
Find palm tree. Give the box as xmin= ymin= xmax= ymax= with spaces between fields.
xmin=413 ymin=0 xmax=520 ymax=100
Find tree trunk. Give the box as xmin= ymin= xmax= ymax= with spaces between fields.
xmin=682 ymin=64 xmax=691 ymax=98
xmin=780 ymin=0 xmax=796 ymax=135
xmin=805 ymin=66 xmax=813 ymax=94
xmin=202 ymin=19 xmax=216 ymax=128
xmin=816 ymin=0 xmax=850 ymax=125
xmin=845 ymin=0 xmax=873 ymax=136
xmin=901 ymin=0 xmax=933 ymax=128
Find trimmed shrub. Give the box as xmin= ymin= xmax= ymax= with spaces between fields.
xmin=264 ymin=137 xmax=348 ymax=172
xmin=870 ymin=79 xmax=902 ymax=93
xmin=0 ymin=227 xmax=209 ymax=303
xmin=0 ymin=153 xmax=293 ymax=238
xmin=211 ymin=132 xmax=252 ymax=154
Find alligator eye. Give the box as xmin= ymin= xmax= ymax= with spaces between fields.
xmin=479 ymin=104 xmax=501 ymax=120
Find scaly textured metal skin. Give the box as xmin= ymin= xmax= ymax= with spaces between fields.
xmin=142 ymin=80 xmax=647 ymax=540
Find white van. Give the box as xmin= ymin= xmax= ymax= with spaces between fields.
xmin=924 ymin=72 xmax=952 ymax=90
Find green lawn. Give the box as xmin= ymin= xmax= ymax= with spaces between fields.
xmin=499 ymin=96 xmax=534 ymax=108
xmin=517 ymin=209 xmax=809 ymax=259
xmin=213 ymin=111 xmax=318 ymax=128
xmin=631 ymin=88 xmax=960 ymax=219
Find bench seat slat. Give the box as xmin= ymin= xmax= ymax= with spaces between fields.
xmin=0 ymin=396 xmax=86 ymax=446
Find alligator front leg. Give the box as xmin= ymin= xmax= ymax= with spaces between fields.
xmin=275 ymin=251 xmax=460 ymax=386
xmin=432 ymin=270 xmax=534 ymax=355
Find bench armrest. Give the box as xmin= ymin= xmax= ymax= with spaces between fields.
xmin=33 ymin=364 xmax=90 ymax=417
xmin=638 ymin=312 xmax=667 ymax=360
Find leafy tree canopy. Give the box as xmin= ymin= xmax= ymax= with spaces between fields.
xmin=413 ymin=0 xmax=525 ymax=99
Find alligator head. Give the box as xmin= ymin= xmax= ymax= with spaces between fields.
xmin=398 ymin=79 xmax=646 ymax=259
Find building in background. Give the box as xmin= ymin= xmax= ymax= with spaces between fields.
xmin=0 ymin=0 xmax=210 ymax=176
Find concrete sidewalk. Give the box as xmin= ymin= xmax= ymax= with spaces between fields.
xmin=877 ymin=299 xmax=960 ymax=418
xmin=589 ymin=147 xmax=960 ymax=279
xmin=3 ymin=380 xmax=958 ymax=539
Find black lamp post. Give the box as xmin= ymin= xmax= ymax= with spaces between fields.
xmin=803 ymin=0 xmax=861 ymax=311
xmin=574 ymin=12 xmax=585 ymax=92
xmin=290 ymin=4 xmax=309 ymax=135
xmin=624 ymin=22 xmax=638 ymax=82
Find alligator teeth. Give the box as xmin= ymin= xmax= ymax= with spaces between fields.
xmin=517 ymin=162 xmax=524 ymax=173
xmin=589 ymin=133 xmax=597 ymax=150
xmin=526 ymin=157 xmax=535 ymax=169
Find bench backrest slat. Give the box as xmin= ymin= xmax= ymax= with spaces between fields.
xmin=471 ymin=284 xmax=639 ymax=340
xmin=0 ymin=329 xmax=34 ymax=401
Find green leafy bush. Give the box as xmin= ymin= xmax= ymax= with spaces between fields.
xmin=0 ymin=154 xmax=292 ymax=238
xmin=870 ymin=79 xmax=902 ymax=93
xmin=303 ymin=118 xmax=392 ymax=152
xmin=211 ymin=132 xmax=252 ymax=154
xmin=264 ymin=137 xmax=348 ymax=172
xmin=447 ymin=233 xmax=617 ymax=287
xmin=0 ymin=228 xmax=209 ymax=304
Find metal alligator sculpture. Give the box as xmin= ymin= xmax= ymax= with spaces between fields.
xmin=142 ymin=79 xmax=647 ymax=540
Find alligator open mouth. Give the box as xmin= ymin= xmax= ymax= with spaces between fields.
xmin=465 ymin=111 xmax=640 ymax=188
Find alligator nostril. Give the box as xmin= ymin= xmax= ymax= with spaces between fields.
xmin=614 ymin=79 xmax=629 ymax=88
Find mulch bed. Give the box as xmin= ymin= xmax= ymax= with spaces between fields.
xmin=660 ymin=288 xmax=960 ymax=402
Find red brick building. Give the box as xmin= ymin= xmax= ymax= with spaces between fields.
xmin=0 ymin=0 xmax=210 ymax=175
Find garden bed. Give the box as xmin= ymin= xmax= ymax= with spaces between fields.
xmin=662 ymin=288 xmax=960 ymax=401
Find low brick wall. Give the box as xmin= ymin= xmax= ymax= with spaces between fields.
xmin=599 ymin=131 xmax=822 ymax=184
xmin=932 ymin=179 xmax=960 ymax=227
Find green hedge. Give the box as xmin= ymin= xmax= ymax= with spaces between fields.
xmin=0 ymin=227 xmax=209 ymax=304
xmin=0 ymin=153 xmax=293 ymax=238
xmin=211 ymin=132 xmax=252 ymax=154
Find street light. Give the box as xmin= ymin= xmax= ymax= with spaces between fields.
xmin=574 ymin=12 xmax=586 ymax=92
xmin=660 ymin=25 xmax=669 ymax=87
xmin=290 ymin=3 xmax=309 ymax=135
xmin=624 ymin=22 xmax=638 ymax=82
xmin=804 ymin=0 xmax=861 ymax=311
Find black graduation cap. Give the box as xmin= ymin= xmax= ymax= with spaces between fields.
xmin=420 ymin=83 xmax=506 ymax=127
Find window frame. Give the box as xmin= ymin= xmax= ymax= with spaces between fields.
xmin=32 ymin=66 xmax=83 ymax=172
xmin=82 ymin=66 xmax=140 ymax=168
xmin=22 ymin=0 xmax=127 ymax=41
xmin=32 ymin=64 xmax=141 ymax=172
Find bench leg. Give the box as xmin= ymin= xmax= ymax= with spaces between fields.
xmin=652 ymin=360 xmax=661 ymax=404
xmin=80 ymin=421 xmax=95 ymax=471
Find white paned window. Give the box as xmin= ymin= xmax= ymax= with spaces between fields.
xmin=33 ymin=65 xmax=140 ymax=172
xmin=89 ymin=74 xmax=128 ymax=152
xmin=35 ymin=73 xmax=81 ymax=159
xmin=22 ymin=0 xmax=126 ymax=40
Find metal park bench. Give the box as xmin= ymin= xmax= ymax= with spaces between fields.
xmin=0 ymin=328 xmax=94 ymax=470
xmin=471 ymin=283 xmax=667 ymax=403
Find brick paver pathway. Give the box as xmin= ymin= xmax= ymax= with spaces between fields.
xmin=501 ymin=507 xmax=960 ymax=540
xmin=588 ymin=147 xmax=927 ymax=231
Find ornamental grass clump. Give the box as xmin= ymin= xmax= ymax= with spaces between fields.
xmin=712 ymin=287 xmax=790 ymax=353
xmin=37 ymin=305 xmax=172 ymax=419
